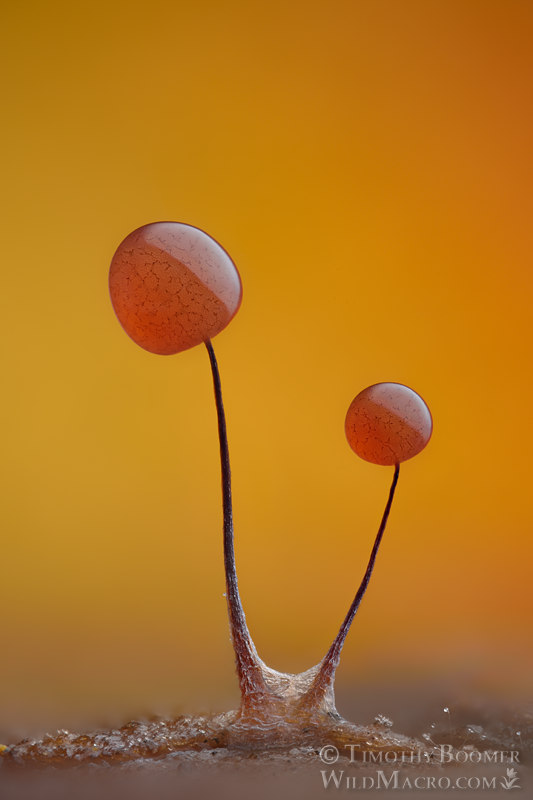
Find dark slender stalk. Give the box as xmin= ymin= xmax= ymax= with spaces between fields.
xmin=205 ymin=340 xmax=267 ymax=701
xmin=305 ymin=463 xmax=400 ymax=703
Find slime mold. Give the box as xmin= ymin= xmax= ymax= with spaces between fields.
xmin=1 ymin=221 xmax=439 ymax=767
xmin=108 ymin=222 xmax=433 ymax=751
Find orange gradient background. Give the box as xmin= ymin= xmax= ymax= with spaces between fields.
xmin=1 ymin=0 xmax=532 ymax=739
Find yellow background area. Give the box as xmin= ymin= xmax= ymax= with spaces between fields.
xmin=2 ymin=1 xmax=532 ymax=737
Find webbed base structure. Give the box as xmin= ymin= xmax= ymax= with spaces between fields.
xmin=2 ymin=682 xmax=531 ymax=770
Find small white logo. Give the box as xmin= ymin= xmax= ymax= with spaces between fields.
xmin=500 ymin=767 xmax=521 ymax=790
